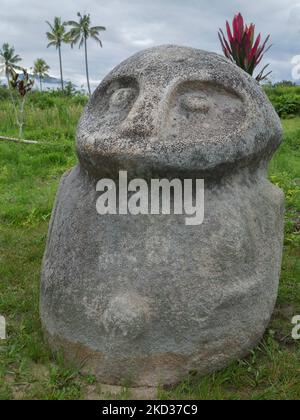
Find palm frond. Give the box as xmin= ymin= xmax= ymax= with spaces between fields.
xmin=45 ymin=20 xmax=54 ymax=31
xmin=11 ymin=64 xmax=23 ymax=71
xmin=79 ymin=36 xmax=85 ymax=49
xmin=46 ymin=32 xmax=56 ymax=41
xmin=64 ymin=13 xmax=105 ymax=55
xmin=47 ymin=41 xmax=57 ymax=48
xmin=91 ymin=34 xmax=103 ymax=47
xmin=69 ymin=27 xmax=81 ymax=37
xmin=91 ymin=26 xmax=106 ymax=32
xmin=11 ymin=54 xmax=22 ymax=63
xmin=65 ymin=20 xmax=80 ymax=27
xmin=46 ymin=17 xmax=69 ymax=48
xmin=63 ymin=33 xmax=72 ymax=44
xmin=33 ymin=58 xmax=50 ymax=78
xmin=70 ymin=34 xmax=81 ymax=48
xmin=53 ymin=17 xmax=62 ymax=28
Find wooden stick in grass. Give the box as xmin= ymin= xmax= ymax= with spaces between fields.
xmin=0 ymin=135 xmax=39 ymax=145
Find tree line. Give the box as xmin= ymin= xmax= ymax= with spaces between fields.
xmin=0 ymin=12 xmax=106 ymax=96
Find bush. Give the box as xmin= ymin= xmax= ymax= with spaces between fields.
xmin=0 ymin=85 xmax=11 ymax=100
xmin=270 ymin=94 xmax=300 ymax=117
xmin=264 ymin=84 xmax=300 ymax=117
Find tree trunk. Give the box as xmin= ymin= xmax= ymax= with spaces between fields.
xmin=40 ymin=75 xmax=42 ymax=92
xmin=58 ymin=44 xmax=64 ymax=91
xmin=5 ymin=70 xmax=10 ymax=88
xmin=6 ymin=68 xmax=21 ymax=131
xmin=84 ymin=37 xmax=91 ymax=96
xmin=18 ymin=97 xmax=26 ymax=139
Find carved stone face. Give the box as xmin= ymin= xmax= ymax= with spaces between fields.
xmin=77 ymin=45 xmax=282 ymax=177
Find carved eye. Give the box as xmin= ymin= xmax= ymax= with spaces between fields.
xmin=109 ymin=88 xmax=136 ymax=110
xmin=166 ymin=81 xmax=246 ymax=143
xmin=181 ymin=94 xmax=210 ymax=113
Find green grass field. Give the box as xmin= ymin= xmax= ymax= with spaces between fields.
xmin=0 ymin=90 xmax=299 ymax=400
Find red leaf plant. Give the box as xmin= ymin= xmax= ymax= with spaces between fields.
xmin=218 ymin=13 xmax=272 ymax=82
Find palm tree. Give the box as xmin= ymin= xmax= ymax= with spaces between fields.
xmin=0 ymin=43 xmax=22 ymax=86
xmin=33 ymin=58 xmax=50 ymax=91
xmin=46 ymin=17 xmax=69 ymax=91
xmin=65 ymin=12 xmax=106 ymax=96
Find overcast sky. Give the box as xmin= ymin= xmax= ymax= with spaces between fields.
xmin=1 ymin=0 xmax=300 ymax=89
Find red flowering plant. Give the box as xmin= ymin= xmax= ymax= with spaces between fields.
xmin=218 ymin=13 xmax=272 ymax=82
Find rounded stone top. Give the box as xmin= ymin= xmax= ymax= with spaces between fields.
xmin=77 ymin=45 xmax=282 ymax=178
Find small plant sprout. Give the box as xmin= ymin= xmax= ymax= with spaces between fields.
xmin=218 ymin=13 xmax=272 ymax=82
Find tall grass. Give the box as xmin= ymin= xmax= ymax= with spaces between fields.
xmin=0 ymin=88 xmax=87 ymax=141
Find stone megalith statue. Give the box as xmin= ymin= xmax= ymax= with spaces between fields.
xmin=40 ymin=45 xmax=284 ymax=387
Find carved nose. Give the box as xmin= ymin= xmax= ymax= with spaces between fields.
xmin=120 ymin=97 xmax=155 ymax=138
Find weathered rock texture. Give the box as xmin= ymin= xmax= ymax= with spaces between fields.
xmin=40 ymin=45 xmax=284 ymax=387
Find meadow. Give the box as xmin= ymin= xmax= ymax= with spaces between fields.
xmin=0 ymin=86 xmax=299 ymax=400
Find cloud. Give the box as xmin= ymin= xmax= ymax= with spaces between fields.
xmin=0 ymin=0 xmax=299 ymax=88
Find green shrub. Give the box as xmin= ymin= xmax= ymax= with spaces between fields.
xmin=271 ymin=94 xmax=300 ymax=117
xmin=0 ymin=85 xmax=11 ymax=100
xmin=264 ymin=84 xmax=300 ymax=117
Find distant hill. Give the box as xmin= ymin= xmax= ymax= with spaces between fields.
xmin=0 ymin=73 xmax=79 ymax=89
xmin=37 ymin=75 xmax=62 ymax=85
xmin=31 ymin=74 xmax=79 ymax=89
